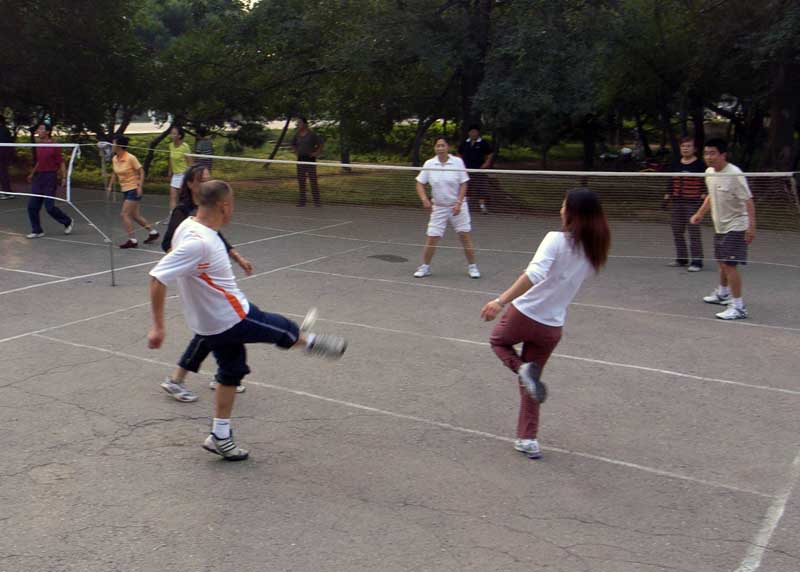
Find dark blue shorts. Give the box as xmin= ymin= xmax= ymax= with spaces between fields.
xmin=714 ymin=231 xmax=748 ymax=266
xmin=122 ymin=189 xmax=141 ymax=201
xmin=187 ymin=304 xmax=300 ymax=386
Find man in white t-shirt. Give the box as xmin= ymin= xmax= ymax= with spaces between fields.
xmin=414 ymin=137 xmax=480 ymax=279
xmin=148 ymin=180 xmax=347 ymax=461
xmin=690 ymin=139 xmax=756 ymax=320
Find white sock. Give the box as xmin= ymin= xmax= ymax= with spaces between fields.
xmin=718 ymin=285 xmax=730 ymax=296
xmin=732 ymin=297 xmax=744 ymax=309
xmin=305 ymin=333 xmax=316 ymax=349
xmin=212 ymin=418 xmax=231 ymax=439
xmin=129 ymin=237 xmax=138 ymax=244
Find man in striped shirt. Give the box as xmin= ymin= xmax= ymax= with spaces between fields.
xmin=148 ymin=180 xmax=347 ymax=461
xmin=664 ymin=137 xmax=706 ymax=271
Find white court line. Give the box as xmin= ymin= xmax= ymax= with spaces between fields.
xmin=26 ymin=332 xmax=776 ymax=499
xmin=303 ymin=232 xmax=800 ymax=269
xmin=0 ymin=259 xmax=158 ymax=297
xmin=0 ymin=266 xmax=66 ymax=279
xmin=232 ymin=220 xmax=353 ymax=248
xmin=280 ymin=311 xmax=800 ymax=397
xmin=0 ymin=246 xmax=370 ymax=340
xmin=734 ymin=447 xmax=800 ymax=571
xmin=288 ymin=268 xmax=800 ymax=334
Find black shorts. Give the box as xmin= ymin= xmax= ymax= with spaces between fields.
xmin=714 ymin=231 xmax=748 ymax=266
xmin=195 ymin=304 xmax=300 ymax=386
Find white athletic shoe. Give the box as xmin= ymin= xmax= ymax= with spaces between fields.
xmin=203 ymin=433 xmax=249 ymax=461
xmin=26 ymin=232 xmax=44 ymax=239
xmin=687 ymin=264 xmax=702 ymax=272
xmin=513 ymin=439 xmax=542 ymax=459
xmin=716 ymin=305 xmax=748 ymax=320
xmin=209 ymin=379 xmax=246 ymax=393
xmin=703 ymin=290 xmax=731 ymax=305
xmin=413 ymin=264 xmax=431 ymax=278
xmin=64 ymin=222 xmax=73 ymax=235
xmin=301 ymin=307 xmax=318 ymax=333
xmin=467 ymin=264 xmax=481 ymax=279
xmin=160 ymin=377 xmax=199 ymax=402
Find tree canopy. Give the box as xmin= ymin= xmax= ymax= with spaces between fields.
xmin=0 ymin=0 xmax=797 ymax=169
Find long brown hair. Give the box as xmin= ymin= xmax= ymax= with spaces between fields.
xmin=562 ymin=188 xmax=610 ymax=271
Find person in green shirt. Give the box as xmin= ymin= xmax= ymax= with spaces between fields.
xmin=167 ymin=125 xmax=193 ymax=210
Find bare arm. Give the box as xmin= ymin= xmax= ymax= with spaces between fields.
xmin=58 ymin=161 xmax=66 ymax=187
xmin=481 ymin=272 xmax=534 ymax=321
xmin=690 ymin=194 xmax=712 ymax=224
xmin=147 ymin=277 xmax=168 ymax=349
xmin=745 ymin=198 xmax=756 ymax=243
xmin=416 ymin=181 xmax=431 ymax=209
xmin=481 ymin=152 xmax=494 ymax=169
xmin=136 ymin=166 xmax=145 ymax=196
xmin=452 ymin=182 xmax=468 ymax=214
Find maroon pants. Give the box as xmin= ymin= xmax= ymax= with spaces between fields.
xmin=489 ymin=305 xmax=562 ymax=439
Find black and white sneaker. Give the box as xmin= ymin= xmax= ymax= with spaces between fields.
xmin=703 ymin=290 xmax=731 ymax=305
xmin=519 ymin=362 xmax=547 ymax=404
xmin=203 ymin=433 xmax=249 ymax=461
xmin=306 ymin=333 xmax=347 ymax=359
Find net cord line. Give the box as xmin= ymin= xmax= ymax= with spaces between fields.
xmin=183 ymin=151 xmax=799 ymax=178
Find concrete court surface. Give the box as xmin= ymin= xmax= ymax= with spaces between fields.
xmin=0 ymin=190 xmax=799 ymax=572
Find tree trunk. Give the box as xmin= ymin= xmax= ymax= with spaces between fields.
xmin=582 ymin=115 xmax=597 ymax=170
xmin=116 ymin=107 xmax=135 ymax=136
xmin=635 ymin=114 xmax=652 ymax=158
xmin=459 ymin=0 xmax=494 ymax=126
xmin=340 ymin=114 xmax=351 ymax=172
xmin=410 ymin=117 xmax=436 ymax=166
xmin=761 ymin=62 xmax=800 ymax=171
xmin=660 ymin=104 xmax=679 ymax=157
xmin=267 ymin=115 xmax=292 ymax=164
xmin=690 ymin=95 xmax=705 ymax=149
xmin=143 ymin=124 xmax=173 ymax=176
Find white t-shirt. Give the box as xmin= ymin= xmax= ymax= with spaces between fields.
xmin=416 ymin=155 xmax=470 ymax=206
xmin=704 ymin=163 xmax=752 ymax=233
xmin=512 ymin=231 xmax=595 ymax=327
xmin=149 ymin=218 xmax=249 ymax=335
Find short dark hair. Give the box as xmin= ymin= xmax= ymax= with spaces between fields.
xmin=36 ymin=122 xmax=53 ymax=134
xmin=171 ymin=125 xmax=185 ymax=139
xmin=113 ymin=134 xmax=130 ymax=147
xmin=434 ymin=136 xmax=449 ymax=146
xmin=467 ymin=123 xmax=481 ymax=132
xmin=704 ymin=138 xmax=728 ymax=154
xmin=298 ymin=117 xmax=308 ymax=125
xmin=196 ymin=126 xmax=209 ymax=137
xmin=679 ymin=136 xmax=695 ymax=145
xmin=197 ymin=180 xmax=231 ymax=207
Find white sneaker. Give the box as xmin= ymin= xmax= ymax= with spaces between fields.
xmin=716 ymin=305 xmax=748 ymax=320
xmin=480 ymin=204 xmax=489 ymax=214
xmin=413 ymin=264 xmax=431 ymax=278
xmin=703 ymin=290 xmax=731 ymax=305
xmin=64 ymin=222 xmax=73 ymax=235
xmin=513 ymin=439 xmax=542 ymax=459
xmin=687 ymin=264 xmax=702 ymax=272
xmin=467 ymin=263 xmax=481 ymax=279
xmin=160 ymin=377 xmax=199 ymax=402
xmin=26 ymin=232 xmax=45 ymax=239
xmin=300 ymin=307 xmax=317 ymax=333
xmin=209 ymin=379 xmax=246 ymax=393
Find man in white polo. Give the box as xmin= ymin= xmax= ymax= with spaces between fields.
xmin=690 ymin=138 xmax=756 ymax=320
xmin=414 ymin=136 xmax=480 ymax=279
xmin=148 ymin=180 xmax=347 ymax=461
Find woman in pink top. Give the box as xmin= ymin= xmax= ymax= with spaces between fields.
xmin=481 ymin=188 xmax=610 ymax=459
xmin=26 ymin=123 xmax=73 ymax=238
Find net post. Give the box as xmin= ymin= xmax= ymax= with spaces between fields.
xmin=65 ymin=145 xmax=79 ymax=202
xmin=99 ymin=142 xmax=116 ymax=286
xmin=790 ymin=174 xmax=800 ymax=217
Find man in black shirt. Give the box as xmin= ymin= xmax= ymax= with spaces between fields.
xmin=458 ymin=124 xmax=493 ymax=214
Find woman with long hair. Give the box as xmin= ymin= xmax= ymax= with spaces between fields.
xmin=159 ymin=164 xmax=254 ymax=402
xmin=481 ymin=188 xmax=611 ymax=459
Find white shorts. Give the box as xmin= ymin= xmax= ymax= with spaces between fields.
xmin=426 ymin=202 xmax=471 ymax=237
xmin=170 ymin=174 xmax=185 ymax=189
